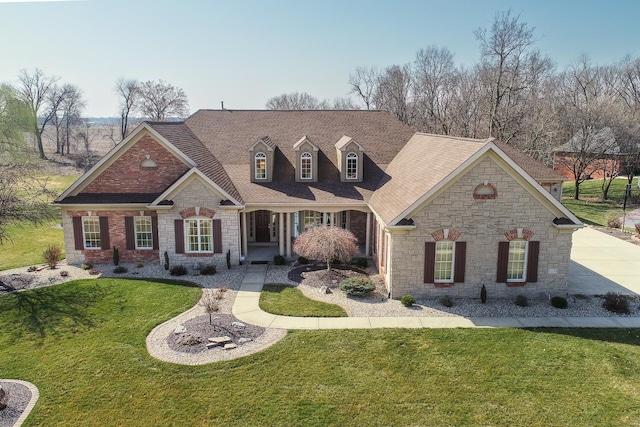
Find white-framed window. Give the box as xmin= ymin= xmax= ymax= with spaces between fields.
xmin=300 ymin=152 xmax=312 ymax=179
xmin=82 ymin=216 xmax=101 ymax=249
xmin=341 ymin=211 xmax=348 ymax=229
xmin=255 ymin=152 xmax=266 ymax=180
xmin=507 ymin=240 xmax=527 ymax=281
xmin=434 ymin=240 xmax=455 ymax=283
xmin=346 ymin=152 xmax=358 ymax=179
xmin=135 ymin=216 xmax=153 ymax=249
xmin=302 ymin=210 xmax=322 ymax=231
xmin=185 ymin=218 xmax=213 ymax=253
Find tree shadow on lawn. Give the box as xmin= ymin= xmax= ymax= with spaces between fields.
xmin=525 ymin=327 xmax=640 ymax=347
xmin=4 ymin=281 xmax=113 ymax=341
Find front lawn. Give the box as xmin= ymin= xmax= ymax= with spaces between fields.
xmin=563 ymin=177 xmax=639 ymax=226
xmin=1 ymin=279 xmax=640 ymax=426
xmin=260 ymin=283 xmax=347 ymax=317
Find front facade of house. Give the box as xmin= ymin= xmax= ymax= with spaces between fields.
xmin=56 ymin=110 xmax=581 ymax=299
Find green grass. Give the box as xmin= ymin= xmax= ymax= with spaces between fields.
xmin=0 ymin=174 xmax=79 ymax=271
xmin=563 ymin=177 xmax=639 ymax=226
xmin=2 ymin=279 xmax=640 ymax=426
xmin=260 ymin=283 xmax=347 ymax=317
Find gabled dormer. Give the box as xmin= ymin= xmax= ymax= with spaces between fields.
xmin=249 ymin=136 xmax=275 ymax=183
xmin=335 ymin=135 xmax=364 ymax=182
xmin=293 ymin=136 xmax=319 ymax=182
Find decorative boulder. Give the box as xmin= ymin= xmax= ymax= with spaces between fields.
xmin=0 ymin=384 xmax=8 ymax=411
xmin=319 ymin=285 xmax=332 ymax=295
xmin=231 ymin=321 xmax=246 ymax=329
xmin=176 ymin=333 xmax=203 ymax=346
xmin=173 ymin=324 xmax=187 ymax=334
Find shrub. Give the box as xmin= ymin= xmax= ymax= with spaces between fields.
xmin=170 ymin=265 xmax=188 ymax=276
xmin=440 ymin=295 xmax=453 ymax=307
xmin=273 ymin=255 xmax=286 ymax=265
xmin=200 ymin=264 xmax=217 ymax=276
xmin=607 ymin=217 xmax=622 ymax=229
xmin=136 ymin=263 xmax=144 ymax=268
xmin=112 ymin=246 xmax=120 ymax=266
xmin=297 ymin=256 xmax=309 ymax=265
xmin=602 ymin=292 xmax=630 ymax=314
xmin=27 ymin=266 xmax=37 ymax=272
xmin=80 ymin=262 xmax=93 ymax=270
xmin=480 ymin=284 xmax=487 ymax=304
xmin=294 ymin=226 xmax=359 ymax=271
xmin=550 ymin=296 xmax=568 ymax=309
xmin=164 ymin=251 xmax=170 ymax=270
xmin=89 ymin=268 xmax=100 ymax=275
xmin=339 ymin=276 xmax=376 ymax=296
xmin=401 ymin=294 xmax=416 ymax=307
xmin=43 ymin=244 xmax=62 ymax=269
xmin=113 ymin=266 xmax=128 ymax=274
xmin=226 ymin=249 xmax=231 ymax=269
xmin=515 ymin=295 xmax=529 ymax=307
xmin=59 ymin=270 xmax=69 ymax=277
xmin=352 ymin=257 xmax=368 ymax=268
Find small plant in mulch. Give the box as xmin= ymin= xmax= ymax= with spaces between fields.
xmin=89 ymin=268 xmax=100 ymax=275
xmin=170 ymin=265 xmax=188 ymax=276
xmin=550 ymin=296 xmax=568 ymax=309
xmin=440 ymin=295 xmax=453 ymax=307
xmin=113 ymin=266 xmax=128 ymax=274
xmin=515 ymin=295 xmax=529 ymax=307
xmin=401 ymin=295 xmax=416 ymax=307
xmin=273 ymin=255 xmax=286 ymax=265
xmin=200 ymin=264 xmax=217 ymax=276
xmin=43 ymin=244 xmax=62 ymax=269
xmin=200 ymin=292 xmax=220 ymax=325
xmin=27 ymin=266 xmax=37 ymax=272
xmin=607 ymin=217 xmax=622 ymax=229
xmin=480 ymin=284 xmax=487 ymax=304
xmin=136 ymin=263 xmax=144 ymax=268
xmin=339 ymin=276 xmax=375 ymax=296
xmin=80 ymin=262 xmax=93 ymax=270
xmin=602 ymin=292 xmax=631 ymax=314
xmin=297 ymin=256 xmax=309 ymax=265
xmin=59 ymin=270 xmax=69 ymax=277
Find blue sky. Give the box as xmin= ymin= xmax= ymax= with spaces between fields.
xmin=1 ymin=0 xmax=639 ymax=117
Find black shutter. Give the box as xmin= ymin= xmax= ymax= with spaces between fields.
xmin=175 ymin=219 xmax=184 ymax=254
xmin=213 ymin=219 xmax=222 ymax=254
xmin=125 ymin=217 xmax=135 ymax=250
xmin=496 ymin=241 xmax=509 ymax=283
xmin=424 ymin=242 xmax=435 ymax=283
xmin=527 ymin=241 xmax=540 ymax=283
xmin=72 ymin=217 xmax=83 ymax=250
xmin=453 ymin=242 xmax=466 ymax=283
xmin=152 ymin=216 xmax=159 ymax=250
xmin=99 ymin=217 xmax=110 ymax=250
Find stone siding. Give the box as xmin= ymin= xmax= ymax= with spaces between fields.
xmin=388 ymin=156 xmax=574 ymax=299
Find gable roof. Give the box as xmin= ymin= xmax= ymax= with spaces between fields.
xmin=554 ymin=127 xmax=621 ymax=155
xmin=370 ymin=133 xmax=581 ymax=226
xmin=184 ymin=110 xmax=416 ymax=205
xmin=494 ymin=142 xmax=566 ymax=182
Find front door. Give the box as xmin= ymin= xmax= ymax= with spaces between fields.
xmin=255 ymin=210 xmax=271 ymax=242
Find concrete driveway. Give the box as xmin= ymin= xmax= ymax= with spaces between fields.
xmin=567 ymin=227 xmax=640 ymax=296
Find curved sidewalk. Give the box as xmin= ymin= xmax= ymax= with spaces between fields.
xmin=232 ymin=264 xmax=640 ymax=329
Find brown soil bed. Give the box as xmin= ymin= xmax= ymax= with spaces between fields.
xmin=288 ymin=265 xmax=367 ymax=284
xmin=166 ymin=314 xmax=265 ymax=354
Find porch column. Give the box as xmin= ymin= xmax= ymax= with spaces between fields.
xmin=279 ymin=212 xmax=285 ymax=256
xmin=365 ymin=212 xmax=372 ymax=257
xmin=286 ymin=213 xmax=292 ymax=258
xmin=332 ymin=212 xmax=337 ymax=227
xmin=241 ymin=211 xmax=248 ymax=258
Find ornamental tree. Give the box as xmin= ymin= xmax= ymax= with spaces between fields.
xmin=293 ymin=226 xmax=359 ymax=271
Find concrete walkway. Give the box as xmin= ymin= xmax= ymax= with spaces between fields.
xmin=232 ymin=259 xmax=640 ymax=330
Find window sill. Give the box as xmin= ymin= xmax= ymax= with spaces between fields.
xmin=185 ymin=253 xmax=214 ymax=257
xmin=434 ymin=282 xmax=453 ymax=288
xmin=506 ymin=282 xmax=526 ymax=287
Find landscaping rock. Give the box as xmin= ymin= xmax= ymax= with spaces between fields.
xmin=208 ymin=336 xmax=232 ymax=344
xmin=238 ymin=337 xmax=252 ymax=344
xmin=176 ymin=333 xmax=203 ymax=346
xmin=173 ymin=325 xmax=187 ymax=334
xmin=206 ymin=342 xmax=220 ymax=349
xmin=231 ymin=321 xmax=245 ymax=329
xmin=0 ymin=384 xmax=8 ymax=410
xmin=319 ymin=285 xmax=332 ymax=294
xmin=224 ymin=343 xmax=238 ymax=350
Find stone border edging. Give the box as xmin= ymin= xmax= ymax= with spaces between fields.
xmin=145 ymin=289 xmax=287 ymax=366
xmin=1 ymin=379 xmax=39 ymax=427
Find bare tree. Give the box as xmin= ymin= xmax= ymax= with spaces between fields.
xmin=332 ymin=96 xmax=360 ymax=110
xmin=139 ymin=79 xmax=189 ymax=120
xmin=348 ymin=66 xmax=380 ymax=110
xmin=376 ymin=64 xmax=416 ymax=125
xmin=16 ymin=68 xmax=60 ymax=159
xmin=265 ymin=92 xmax=330 ymax=110
xmin=293 ymin=226 xmax=359 ymax=271
xmin=74 ymin=123 xmax=97 ymax=171
xmin=114 ymin=78 xmax=140 ymax=140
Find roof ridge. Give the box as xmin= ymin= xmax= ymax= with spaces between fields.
xmin=414 ymin=132 xmax=491 ymax=143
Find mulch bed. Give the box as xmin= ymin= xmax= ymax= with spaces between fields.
xmin=166 ymin=314 xmax=265 ymax=354
xmin=287 ymin=264 xmax=367 ymax=284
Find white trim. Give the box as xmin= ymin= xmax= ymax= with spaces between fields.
xmin=134 ymin=216 xmax=153 ymax=250
xmin=255 ymin=152 xmax=267 ymax=180
xmin=346 ymin=152 xmax=358 ymax=180
xmin=184 ymin=217 xmax=214 ymax=253
xmin=300 ymin=151 xmax=313 ymax=180
xmin=507 ymin=240 xmax=528 ymax=282
xmin=293 ymin=135 xmax=319 ymax=151
xmin=434 ymin=240 xmax=455 ymax=283
xmin=56 ymin=123 xmax=196 ymax=201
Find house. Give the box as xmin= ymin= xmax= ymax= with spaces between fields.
xmin=55 ymin=110 xmax=581 ymax=299
xmin=553 ymin=127 xmax=630 ymax=180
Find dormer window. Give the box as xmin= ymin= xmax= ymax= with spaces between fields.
xmin=346 ymin=152 xmax=358 ymax=179
xmin=335 ymin=135 xmax=364 ymax=182
xmin=255 ymin=152 xmax=266 ymax=180
xmin=294 ymin=136 xmax=319 ymax=182
xmin=300 ymin=152 xmax=312 ymax=180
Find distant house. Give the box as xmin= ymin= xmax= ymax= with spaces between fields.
xmin=553 ymin=127 xmax=628 ymax=180
xmin=55 ymin=110 xmax=582 ymax=299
